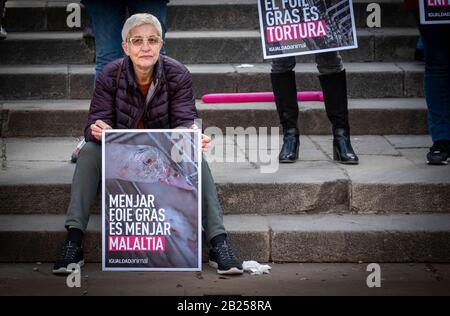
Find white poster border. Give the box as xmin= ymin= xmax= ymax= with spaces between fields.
xmin=101 ymin=129 xmax=202 ymax=272
xmin=258 ymin=0 xmax=359 ymax=59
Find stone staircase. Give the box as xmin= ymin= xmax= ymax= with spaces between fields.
xmin=1 ymin=0 xmax=450 ymax=265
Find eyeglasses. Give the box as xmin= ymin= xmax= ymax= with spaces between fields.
xmin=128 ymin=36 xmax=162 ymax=48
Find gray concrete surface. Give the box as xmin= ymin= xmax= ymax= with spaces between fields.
xmin=1 ymin=135 xmax=449 ymax=215
xmin=1 ymin=214 xmax=450 ymax=262
xmin=0 ymin=62 xmax=425 ymax=100
xmin=0 ymin=263 xmax=449 ymax=296
xmin=5 ymin=0 xmax=417 ymax=33
xmin=0 ymin=28 xmax=419 ymax=64
xmin=0 ymin=98 xmax=429 ymax=137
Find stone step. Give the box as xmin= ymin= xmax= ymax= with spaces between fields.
xmin=0 ymin=62 xmax=424 ymax=100
xmin=4 ymin=0 xmax=417 ymax=32
xmin=0 ymin=32 xmax=95 ymax=64
xmin=0 ymin=98 xmax=428 ymax=137
xmin=1 ymin=213 xmax=449 ymax=262
xmin=1 ymin=135 xmax=449 ymax=216
xmin=0 ymin=29 xmax=419 ymax=64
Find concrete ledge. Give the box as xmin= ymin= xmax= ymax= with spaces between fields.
xmin=269 ymin=214 xmax=450 ymax=262
xmin=5 ymin=1 xmax=417 ymax=32
xmin=0 ymin=214 xmax=270 ymax=262
xmin=1 ymin=136 xmax=449 ymax=215
xmin=0 ymin=63 xmax=424 ymax=100
xmin=0 ymin=98 xmax=428 ymax=137
xmin=0 ymin=159 xmax=350 ymax=215
xmin=0 ymin=29 xmax=419 ymax=64
xmin=1 ymin=214 xmax=450 ymax=263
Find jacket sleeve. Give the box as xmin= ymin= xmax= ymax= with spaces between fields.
xmin=84 ymin=71 xmax=116 ymax=144
xmin=169 ymin=69 xmax=199 ymax=129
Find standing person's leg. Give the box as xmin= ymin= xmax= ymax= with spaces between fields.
xmin=84 ymin=0 xmax=126 ymax=77
xmin=415 ymin=36 xmax=424 ymax=62
xmin=419 ymin=23 xmax=450 ymax=165
xmin=127 ymin=0 xmax=168 ymax=54
xmin=316 ymin=51 xmax=358 ymax=164
xmin=201 ymin=158 xmax=243 ymax=275
xmin=53 ymin=142 xmax=102 ymax=274
xmin=271 ymin=57 xmax=300 ymax=162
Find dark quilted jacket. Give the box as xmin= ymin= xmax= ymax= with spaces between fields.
xmin=84 ymin=55 xmax=198 ymax=143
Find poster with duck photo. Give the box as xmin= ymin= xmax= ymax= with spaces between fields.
xmin=102 ymin=129 xmax=202 ymax=271
xmin=258 ymin=0 xmax=358 ymax=59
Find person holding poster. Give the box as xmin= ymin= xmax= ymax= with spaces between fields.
xmin=405 ymin=0 xmax=450 ymax=165
xmin=53 ymin=13 xmax=243 ymax=275
xmin=271 ymin=52 xmax=359 ymax=164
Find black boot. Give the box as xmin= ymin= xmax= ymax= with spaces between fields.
xmin=271 ymin=71 xmax=300 ymax=163
xmin=279 ymin=127 xmax=300 ymax=162
xmin=332 ymin=128 xmax=358 ymax=164
xmin=318 ymin=70 xmax=358 ymax=164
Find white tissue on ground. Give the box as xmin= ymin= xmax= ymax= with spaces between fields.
xmin=236 ymin=64 xmax=254 ymax=68
xmin=242 ymin=260 xmax=272 ymax=275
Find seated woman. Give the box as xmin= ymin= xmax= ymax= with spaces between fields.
xmin=53 ymin=13 xmax=243 ymax=275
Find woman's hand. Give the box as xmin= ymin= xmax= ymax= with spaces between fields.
xmin=190 ymin=123 xmax=211 ymax=152
xmin=90 ymin=120 xmax=112 ymax=141
xmin=200 ymin=133 xmax=211 ymax=152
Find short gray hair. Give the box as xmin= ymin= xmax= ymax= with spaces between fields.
xmin=121 ymin=13 xmax=163 ymax=42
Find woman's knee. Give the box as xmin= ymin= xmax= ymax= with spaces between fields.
xmin=315 ymin=51 xmax=344 ymax=74
xmin=271 ymin=57 xmax=297 ymax=73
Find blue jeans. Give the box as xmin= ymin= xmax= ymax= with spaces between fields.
xmin=418 ymin=23 xmax=450 ymax=142
xmin=84 ymin=0 xmax=168 ymax=77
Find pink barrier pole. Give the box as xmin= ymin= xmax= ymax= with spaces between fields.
xmin=201 ymin=91 xmax=324 ymax=103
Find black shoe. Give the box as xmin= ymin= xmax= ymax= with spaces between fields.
xmin=333 ymin=128 xmax=359 ymax=164
xmin=279 ymin=128 xmax=299 ymax=163
xmin=427 ymin=141 xmax=449 ymax=165
xmin=209 ymin=240 xmax=243 ymax=275
xmin=53 ymin=241 xmax=85 ymax=275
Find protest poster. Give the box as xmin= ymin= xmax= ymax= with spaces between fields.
xmin=419 ymin=0 xmax=450 ymax=24
xmin=102 ymin=129 xmax=202 ymax=271
xmin=258 ymin=0 xmax=358 ymax=59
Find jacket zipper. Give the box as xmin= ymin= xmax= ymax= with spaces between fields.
xmin=135 ymin=79 xmax=160 ymax=129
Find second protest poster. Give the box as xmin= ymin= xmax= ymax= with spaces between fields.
xmin=258 ymin=0 xmax=358 ymax=59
